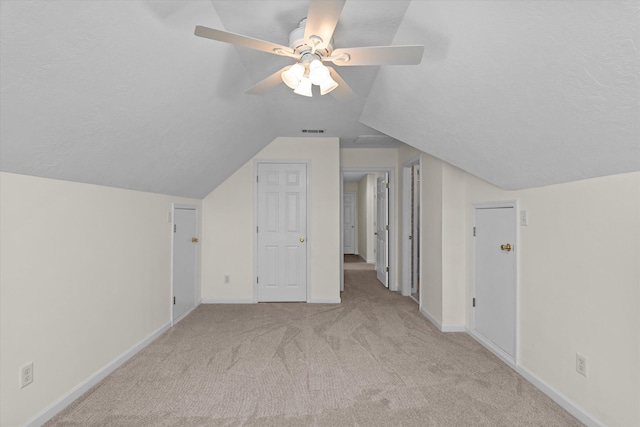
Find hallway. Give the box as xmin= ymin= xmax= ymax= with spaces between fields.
xmin=47 ymin=257 xmax=581 ymax=426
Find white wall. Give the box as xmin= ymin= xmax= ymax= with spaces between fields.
xmin=201 ymin=137 xmax=341 ymax=303
xmin=403 ymin=147 xmax=638 ymax=425
xmin=464 ymin=171 xmax=640 ymax=427
xmin=0 ymin=172 xmax=200 ymax=427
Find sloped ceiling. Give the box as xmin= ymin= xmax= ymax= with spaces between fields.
xmin=1 ymin=1 xmax=638 ymax=198
xmin=361 ymin=0 xmax=640 ymax=189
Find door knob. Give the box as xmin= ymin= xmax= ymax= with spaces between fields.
xmin=192 ymin=237 xmax=199 ymax=243
xmin=299 ymin=237 xmax=305 ymax=242
xmin=500 ymin=243 xmax=512 ymax=251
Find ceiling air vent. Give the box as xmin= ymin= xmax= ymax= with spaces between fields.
xmin=301 ymin=129 xmax=326 ymax=134
xmin=353 ymin=135 xmax=394 ymax=145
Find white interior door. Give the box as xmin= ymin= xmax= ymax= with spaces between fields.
xmin=376 ymin=175 xmax=389 ymax=287
xmin=473 ymin=205 xmax=517 ymax=358
xmin=343 ymin=192 xmax=356 ymax=255
xmin=257 ymin=163 xmax=307 ymax=302
xmin=173 ymin=207 xmax=198 ymax=323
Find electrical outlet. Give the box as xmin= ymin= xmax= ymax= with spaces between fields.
xmin=224 ymin=275 xmax=231 ymax=284
xmin=576 ymin=353 xmax=587 ymax=377
xmin=20 ymin=362 xmax=33 ymax=388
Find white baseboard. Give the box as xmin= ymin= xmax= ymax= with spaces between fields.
xmin=200 ymin=298 xmax=255 ymax=304
xmin=418 ymin=307 xmax=464 ymax=332
xmin=466 ymin=328 xmax=516 ymax=369
xmin=465 ymin=328 xmax=604 ymax=427
xmin=419 ymin=306 xmax=443 ymax=330
xmin=441 ymin=324 xmax=466 ymax=332
xmin=308 ymin=298 xmax=341 ymax=304
xmin=357 ymin=253 xmax=367 ymax=262
xmin=516 ymin=365 xmax=605 ymax=427
xmin=26 ymin=321 xmax=171 ymax=427
xmin=172 ymin=304 xmax=197 ymax=325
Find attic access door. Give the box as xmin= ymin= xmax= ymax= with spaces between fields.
xmin=472 ymin=203 xmax=517 ymax=362
xmin=256 ymin=162 xmax=308 ymax=302
xmin=172 ymin=206 xmax=198 ymax=324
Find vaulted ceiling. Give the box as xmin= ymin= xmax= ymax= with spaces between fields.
xmin=1 ymin=1 xmax=638 ymax=198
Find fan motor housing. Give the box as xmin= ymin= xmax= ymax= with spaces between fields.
xmin=289 ymin=18 xmax=333 ymax=59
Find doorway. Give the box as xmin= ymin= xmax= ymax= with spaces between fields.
xmin=402 ymin=158 xmax=421 ymax=302
xmin=375 ymin=174 xmax=389 ymax=288
xmin=172 ymin=205 xmax=198 ymax=324
xmin=255 ymin=162 xmax=309 ymax=302
xmin=340 ymin=168 xmax=395 ymax=292
xmin=471 ymin=201 xmax=518 ymax=365
xmin=343 ymin=192 xmax=357 ymax=255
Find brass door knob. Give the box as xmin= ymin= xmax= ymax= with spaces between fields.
xmin=299 ymin=237 xmax=305 ymax=242
xmin=500 ymin=243 xmax=512 ymax=251
xmin=192 ymin=237 xmax=199 ymax=243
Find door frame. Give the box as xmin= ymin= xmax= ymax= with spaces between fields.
xmin=171 ymin=203 xmax=200 ymax=326
xmin=401 ymin=156 xmax=421 ymax=297
xmin=470 ymin=200 xmax=520 ymax=367
xmin=253 ymin=159 xmax=311 ymax=303
xmin=343 ymin=191 xmax=358 ymax=255
xmin=340 ymin=167 xmax=396 ymax=292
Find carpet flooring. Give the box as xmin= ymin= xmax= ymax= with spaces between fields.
xmin=46 ymin=256 xmax=582 ymax=426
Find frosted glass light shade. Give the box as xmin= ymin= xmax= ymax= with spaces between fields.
xmin=281 ymin=63 xmax=305 ymax=89
xmin=309 ymin=63 xmax=330 ymax=86
xmin=320 ymin=76 xmax=338 ymax=95
xmin=294 ymin=77 xmax=313 ymax=97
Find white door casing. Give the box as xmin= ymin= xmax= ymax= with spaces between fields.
xmin=343 ymin=192 xmax=356 ymax=255
xmin=376 ymin=174 xmax=389 ymax=287
xmin=172 ymin=206 xmax=198 ymax=324
xmin=472 ymin=203 xmax=518 ymax=361
xmin=411 ymin=164 xmax=420 ymax=297
xmin=256 ymin=162 xmax=308 ymax=302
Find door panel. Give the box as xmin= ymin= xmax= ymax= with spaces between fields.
xmin=343 ymin=192 xmax=356 ymax=254
xmin=474 ymin=206 xmax=516 ymax=357
xmin=376 ymin=175 xmax=389 ymax=287
xmin=173 ymin=207 xmax=197 ymax=322
xmin=257 ymin=163 xmax=307 ymax=302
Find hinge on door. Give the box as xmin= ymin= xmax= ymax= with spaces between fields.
xmin=385 ymin=182 xmax=390 ymax=189
xmin=472 ymin=298 xmax=475 ymax=307
xmin=256 ymin=176 xmax=259 ymax=183
xmin=473 ymin=227 xmax=476 ymax=237
xmin=173 ymin=296 xmax=176 ymax=305
xmin=256 ymin=226 xmax=259 ymax=233
xmin=386 ymin=266 xmax=389 ymax=272
xmin=385 ymin=225 xmax=389 ymax=231
xmin=256 ymin=277 xmax=259 ymax=283
xmin=174 ymin=224 xmax=176 ymax=233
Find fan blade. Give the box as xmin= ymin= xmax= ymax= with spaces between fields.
xmin=245 ymin=66 xmax=291 ymax=95
xmin=195 ymin=26 xmax=296 ymax=57
xmin=329 ymin=45 xmax=424 ymax=66
xmin=326 ymin=67 xmax=354 ymax=101
xmin=304 ymin=0 xmax=346 ymax=50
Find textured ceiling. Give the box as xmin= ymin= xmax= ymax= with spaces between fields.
xmin=1 ymin=1 xmax=638 ymax=198
xmin=361 ymin=0 xmax=640 ymax=189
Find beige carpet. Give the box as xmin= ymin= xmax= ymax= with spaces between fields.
xmin=47 ymin=257 xmax=582 ymax=426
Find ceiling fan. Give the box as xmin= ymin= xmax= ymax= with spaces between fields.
xmin=195 ymin=0 xmax=424 ymax=99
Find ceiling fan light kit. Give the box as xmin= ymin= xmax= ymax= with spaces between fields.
xmin=194 ymin=0 xmax=424 ymax=99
